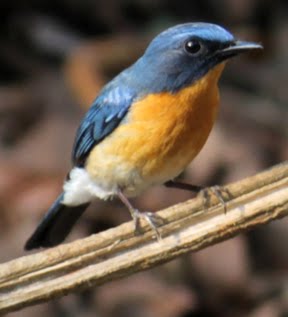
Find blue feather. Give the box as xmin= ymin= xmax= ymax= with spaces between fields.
xmin=72 ymin=85 xmax=135 ymax=166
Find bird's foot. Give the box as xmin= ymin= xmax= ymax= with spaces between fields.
xmin=131 ymin=209 xmax=163 ymax=241
xmin=117 ymin=190 xmax=163 ymax=241
xmin=164 ymin=180 xmax=230 ymax=213
xmin=200 ymin=185 xmax=230 ymax=213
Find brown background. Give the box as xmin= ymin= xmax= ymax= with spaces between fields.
xmin=0 ymin=0 xmax=287 ymax=316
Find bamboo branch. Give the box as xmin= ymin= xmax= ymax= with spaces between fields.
xmin=0 ymin=162 xmax=287 ymax=314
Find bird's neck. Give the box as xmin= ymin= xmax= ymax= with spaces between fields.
xmin=168 ymin=62 xmax=226 ymax=120
xmin=184 ymin=62 xmax=225 ymax=101
xmin=130 ymin=63 xmax=226 ymax=126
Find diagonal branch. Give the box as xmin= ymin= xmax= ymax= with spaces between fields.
xmin=0 ymin=162 xmax=287 ymax=314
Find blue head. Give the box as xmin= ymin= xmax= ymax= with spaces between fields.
xmin=127 ymin=23 xmax=262 ymax=94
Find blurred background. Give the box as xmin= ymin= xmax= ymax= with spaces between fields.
xmin=0 ymin=0 xmax=288 ymax=316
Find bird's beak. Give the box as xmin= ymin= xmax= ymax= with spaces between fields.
xmin=218 ymin=40 xmax=263 ymax=59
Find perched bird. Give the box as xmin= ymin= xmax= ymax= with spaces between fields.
xmin=25 ymin=23 xmax=262 ymax=250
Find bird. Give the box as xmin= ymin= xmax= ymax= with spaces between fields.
xmin=25 ymin=22 xmax=262 ymax=250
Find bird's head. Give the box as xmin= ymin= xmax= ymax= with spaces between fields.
xmin=134 ymin=23 xmax=262 ymax=93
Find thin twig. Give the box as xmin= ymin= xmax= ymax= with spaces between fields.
xmin=0 ymin=162 xmax=287 ymax=314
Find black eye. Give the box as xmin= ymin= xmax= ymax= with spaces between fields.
xmin=184 ymin=39 xmax=203 ymax=55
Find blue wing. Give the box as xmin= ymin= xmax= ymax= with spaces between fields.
xmin=72 ymin=86 xmax=135 ymax=166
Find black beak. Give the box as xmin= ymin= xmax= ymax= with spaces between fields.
xmin=218 ymin=40 xmax=263 ymax=59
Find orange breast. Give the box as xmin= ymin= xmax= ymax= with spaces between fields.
xmin=86 ymin=63 xmax=225 ymax=193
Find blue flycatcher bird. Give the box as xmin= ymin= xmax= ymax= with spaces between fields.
xmin=25 ymin=22 xmax=262 ymax=250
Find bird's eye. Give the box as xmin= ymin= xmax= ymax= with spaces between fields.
xmin=184 ymin=39 xmax=203 ymax=55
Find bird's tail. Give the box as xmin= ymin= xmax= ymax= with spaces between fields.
xmin=25 ymin=193 xmax=90 ymax=250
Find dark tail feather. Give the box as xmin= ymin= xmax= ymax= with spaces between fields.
xmin=25 ymin=193 xmax=90 ymax=250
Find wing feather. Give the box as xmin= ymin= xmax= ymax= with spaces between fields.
xmin=72 ymin=87 xmax=134 ymax=166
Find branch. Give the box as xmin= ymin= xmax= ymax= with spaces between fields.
xmin=0 ymin=162 xmax=287 ymax=314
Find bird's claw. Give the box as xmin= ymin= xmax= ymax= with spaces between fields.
xmin=132 ymin=209 xmax=163 ymax=241
xmin=200 ymin=185 xmax=230 ymax=213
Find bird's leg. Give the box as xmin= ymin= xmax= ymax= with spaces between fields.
xmin=165 ymin=180 xmax=203 ymax=192
xmin=117 ymin=190 xmax=162 ymax=240
xmin=164 ymin=180 xmax=229 ymax=213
